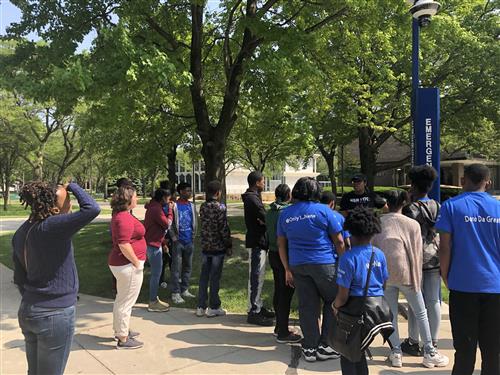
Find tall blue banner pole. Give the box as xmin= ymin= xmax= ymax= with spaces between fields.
xmin=415 ymin=88 xmax=441 ymax=201
xmin=411 ymin=18 xmax=420 ymax=166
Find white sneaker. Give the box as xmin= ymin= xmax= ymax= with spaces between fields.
xmin=181 ymin=290 xmax=195 ymax=298
xmin=423 ymin=350 xmax=449 ymax=368
xmin=160 ymin=282 xmax=168 ymax=289
xmin=206 ymin=308 xmax=226 ymax=317
xmin=171 ymin=293 xmax=185 ymax=304
xmin=195 ymin=307 xmax=206 ymax=317
xmin=388 ymin=352 xmax=403 ymax=368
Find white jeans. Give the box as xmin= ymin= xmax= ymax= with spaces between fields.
xmin=109 ymin=262 xmax=144 ymax=337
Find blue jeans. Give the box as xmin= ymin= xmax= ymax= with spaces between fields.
xmin=18 ymin=302 xmax=75 ymax=375
xmin=385 ymin=284 xmax=434 ymax=354
xmin=170 ymin=242 xmax=194 ymax=294
xmin=197 ymin=253 xmax=225 ymax=309
xmin=408 ymin=268 xmax=441 ymax=344
xmin=147 ymin=245 xmax=163 ymax=302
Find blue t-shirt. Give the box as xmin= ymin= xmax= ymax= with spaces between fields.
xmin=176 ymin=201 xmax=193 ymax=245
xmin=336 ymin=244 xmax=389 ymax=297
xmin=332 ymin=210 xmax=351 ymax=261
xmin=277 ymin=201 xmax=343 ymax=266
xmin=435 ymin=192 xmax=500 ymax=293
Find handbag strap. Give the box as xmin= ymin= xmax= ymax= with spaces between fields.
xmin=363 ymin=245 xmax=376 ymax=298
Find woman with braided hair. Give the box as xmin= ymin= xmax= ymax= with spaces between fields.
xmin=12 ymin=181 xmax=100 ymax=375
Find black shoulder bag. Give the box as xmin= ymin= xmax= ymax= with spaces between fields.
xmin=329 ymin=247 xmax=376 ymax=362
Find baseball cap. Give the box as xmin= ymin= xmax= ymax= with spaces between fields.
xmin=351 ymin=173 xmax=367 ymax=182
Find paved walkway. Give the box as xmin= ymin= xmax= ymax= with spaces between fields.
xmin=1 ymin=264 xmax=480 ymax=374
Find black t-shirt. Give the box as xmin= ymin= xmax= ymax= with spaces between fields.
xmin=340 ymin=190 xmax=383 ymax=211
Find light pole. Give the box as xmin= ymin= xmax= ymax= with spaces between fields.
xmin=408 ymin=0 xmax=441 ymax=201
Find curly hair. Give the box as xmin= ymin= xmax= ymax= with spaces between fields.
xmin=111 ymin=185 xmax=136 ymax=212
xmin=344 ymin=207 xmax=381 ymax=238
xmin=408 ymin=165 xmax=438 ymax=193
xmin=19 ymin=181 xmax=60 ymax=222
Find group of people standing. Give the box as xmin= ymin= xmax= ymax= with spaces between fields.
xmin=239 ymin=165 xmax=499 ymax=375
xmin=11 ymin=162 xmax=499 ymax=375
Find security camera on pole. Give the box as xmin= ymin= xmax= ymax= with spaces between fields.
xmin=408 ymin=0 xmax=442 ymax=201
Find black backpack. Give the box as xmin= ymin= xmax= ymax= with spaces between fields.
xmin=407 ymin=200 xmax=441 ymax=270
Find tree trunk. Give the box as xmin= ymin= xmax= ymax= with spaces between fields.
xmin=150 ymin=167 xmax=159 ymax=197
xmin=33 ymin=148 xmax=44 ymax=180
xmin=166 ymin=144 xmax=178 ymax=193
xmin=319 ymin=147 xmax=337 ymax=195
xmin=201 ymin=133 xmax=226 ymax=185
xmin=190 ymin=2 xmax=260 ymax=193
xmin=104 ymin=178 xmax=109 ymax=200
xmin=358 ymin=127 xmax=378 ymax=191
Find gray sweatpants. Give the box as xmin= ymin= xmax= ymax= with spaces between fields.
xmin=291 ymin=263 xmax=337 ymax=349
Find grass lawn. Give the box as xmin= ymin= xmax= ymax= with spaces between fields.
xmin=0 ymin=203 xmax=112 ymax=218
xmin=0 ymin=216 xmax=450 ymax=315
xmin=0 ymin=216 xmax=299 ymax=315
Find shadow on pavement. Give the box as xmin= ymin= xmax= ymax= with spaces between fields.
xmin=167 ymin=327 xmax=274 ymax=347
xmin=74 ymin=333 xmax=116 ymax=351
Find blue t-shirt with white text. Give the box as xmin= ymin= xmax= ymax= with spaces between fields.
xmin=277 ymin=201 xmax=343 ymax=266
xmin=336 ymin=244 xmax=389 ymax=297
xmin=435 ymin=192 xmax=500 ymax=293
xmin=176 ymin=201 xmax=193 ymax=245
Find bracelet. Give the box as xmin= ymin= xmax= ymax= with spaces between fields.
xmin=332 ymin=303 xmax=338 ymax=310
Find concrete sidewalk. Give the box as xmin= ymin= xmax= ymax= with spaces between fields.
xmin=1 ymin=264 xmax=479 ymax=375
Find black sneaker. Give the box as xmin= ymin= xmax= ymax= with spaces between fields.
xmin=276 ymin=332 xmax=302 ymax=344
xmin=260 ymin=307 xmax=276 ymax=318
xmin=302 ymin=347 xmax=317 ymax=362
xmin=317 ymin=344 xmax=340 ymax=360
xmin=247 ymin=312 xmax=274 ymax=326
xmin=272 ymin=327 xmax=278 ymax=337
xmin=116 ymin=337 xmax=144 ymax=350
xmin=401 ymin=338 xmax=423 ymax=356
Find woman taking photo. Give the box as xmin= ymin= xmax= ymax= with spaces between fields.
xmin=13 ymin=182 xmax=100 ymax=374
xmin=372 ymin=190 xmax=448 ymax=368
xmin=277 ymin=177 xmax=345 ymax=362
xmin=108 ymin=184 xmax=146 ymax=349
xmin=144 ymin=188 xmax=173 ymax=312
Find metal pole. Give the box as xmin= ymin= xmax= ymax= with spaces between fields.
xmin=411 ymin=18 xmax=420 ymax=167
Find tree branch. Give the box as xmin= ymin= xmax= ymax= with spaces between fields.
xmin=305 ymin=7 xmax=348 ymax=33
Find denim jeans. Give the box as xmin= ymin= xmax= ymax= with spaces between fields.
xmin=170 ymin=242 xmax=194 ymax=294
xmin=385 ymin=284 xmax=434 ymax=354
xmin=18 ymin=302 xmax=75 ymax=375
xmin=198 ymin=253 xmax=225 ymax=309
xmin=247 ymin=247 xmax=267 ymax=313
xmin=147 ymin=245 xmax=163 ymax=302
xmin=408 ymin=268 xmax=441 ymax=344
xmin=291 ymin=263 xmax=337 ymax=349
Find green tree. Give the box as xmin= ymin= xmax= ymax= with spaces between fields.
xmin=6 ymin=0 xmax=351 ymax=188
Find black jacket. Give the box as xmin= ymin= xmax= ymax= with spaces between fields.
xmin=242 ymin=188 xmax=268 ymax=250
